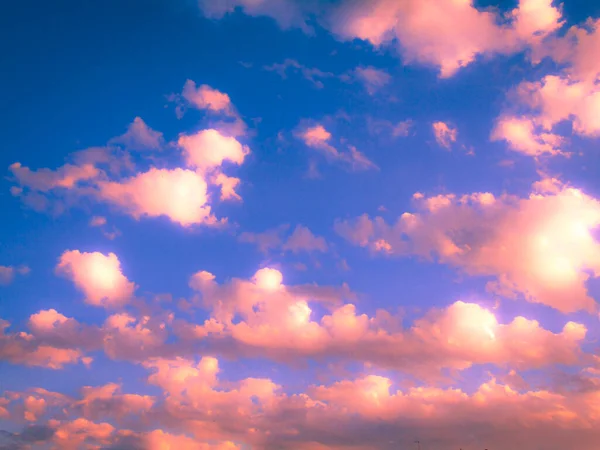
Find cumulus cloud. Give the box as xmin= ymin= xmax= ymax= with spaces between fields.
xmin=174 ymin=268 xmax=589 ymax=376
xmin=491 ymin=115 xmax=565 ymax=156
xmin=2 ymin=358 xmax=600 ymax=450
xmin=178 ymin=129 xmax=249 ymax=173
xmin=96 ymin=168 xmax=218 ymax=227
xmin=56 ymin=250 xmax=136 ymax=308
xmin=181 ymin=80 xmax=236 ymax=116
xmin=335 ymin=182 xmax=600 ymax=313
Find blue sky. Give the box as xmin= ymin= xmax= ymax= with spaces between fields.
xmin=1 ymin=0 xmax=600 ymax=449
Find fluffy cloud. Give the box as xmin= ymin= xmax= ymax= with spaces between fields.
xmin=335 ymin=182 xmax=600 ymax=313
xmin=175 ymin=268 xmax=588 ymax=375
xmin=327 ymin=0 xmax=562 ymax=77
xmin=182 ymin=80 xmax=235 ymax=116
xmin=56 ymin=250 xmax=136 ymax=307
xmin=491 ymin=115 xmax=565 ymax=156
xmin=178 ymin=129 xmax=249 ymax=173
xmin=2 ymin=359 xmax=600 ymax=450
xmin=97 ymin=168 xmax=218 ymax=227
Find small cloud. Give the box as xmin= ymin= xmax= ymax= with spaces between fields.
xmin=89 ymin=216 xmax=107 ymax=227
xmin=432 ymin=121 xmax=457 ymax=150
xmin=264 ymin=59 xmax=335 ymax=88
xmin=0 ymin=265 xmax=30 ymax=285
xmin=353 ymin=66 xmax=391 ymax=94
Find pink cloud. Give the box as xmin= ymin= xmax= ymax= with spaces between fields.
xmin=515 ymin=75 xmax=600 ymax=138
xmin=282 ymin=225 xmax=328 ymax=253
xmin=178 ymin=129 xmax=249 ymax=173
xmin=5 ymin=357 xmax=600 ymax=449
xmin=109 ymin=116 xmax=164 ymax=151
xmin=177 ymin=268 xmax=587 ymax=375
xmin=56 ymin=250 xmax=136 ymax=308
xmin=97 ymin=168 xmax=218 ymax=226
xmin=328 ymin=0 xmax=562 ymax=77
xmin=213 ymin=173 xmax=242 ymax=201
xmin=0 ymin=319 xmax=91 ymax=369
xmin=88 ymin=216 xmax=107 ymax=227
xmin=9 ymin=162 xmax=100 ymax=192
xmin=432 ymin=121 xmax=457 ymax=149
xmin=491 ymin=115 xmax=565 ymax=156
xmin=182 ymin=80 xmax=235 ymax=115
xmin=336 ymin=182 xmax=600 ymax=313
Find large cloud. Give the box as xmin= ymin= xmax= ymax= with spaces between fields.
xmin=1 ymin=358 xmax=600 ymax=449
xmin=335 ymin=181 xmax=600 ymax=313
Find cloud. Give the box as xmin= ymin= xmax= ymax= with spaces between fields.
xmin=239 ymin=224 xmax=328 ymax=254
xmin=96 ymin=168 xmax=218 ymax=227
xmin=176 ymin=268 xmax=588 ymax=376
xmin=0 ymin=319 xmax=91 ymax=369
xmin=196 ymin=0 xmax=566 ymax=78
xmin=88 ymin=216 xmax=107 ymax=227
xmin=296 ymin=123 xmax=378 ymax=171
xmin=3 ymin=357 xmax=600 ymax=449
xmin=491 ymin=115 xmax=565 ymax=156
xmin=515 ymin=75 xmax=600 ymax=138
xmin=352 ymin=66 xmax=391 ymax=94
xmin=335 ymin=181 xmax=600 ymax=313
xmin=432 ymin=121 xmax=457 ymax=149
xmin=178 ymin=129 xmax=249 ymax=173
xmin=0 ymin=265 xmax=29 ymax=286
xmin=197 ymin=0 xmax=314 ymax=32
xmin=264 ymin=59 xmax=335 ymax=88
xmin=327 ymin=0 xmax=562 ymax=77
xmin=109 ymin=117 xmax=164 ymax=151
xmin=282 ymin=225 xmax=328 ymax=253
xmin=181 ymin=80 xmax=236 ymax=116
xmin=56 ymin=250 xmax=136 ymax=308
xmin=9 ymin=162 xmax=100 ymax=192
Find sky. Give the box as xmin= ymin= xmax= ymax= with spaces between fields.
xmin=1 ymin=0 xmax=600 ymax=448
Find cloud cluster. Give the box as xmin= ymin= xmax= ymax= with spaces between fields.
xmin=1 ymin=355 xmax=600 ymax=449
xmin=8 ymin=82 xmax=250 ymax=227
